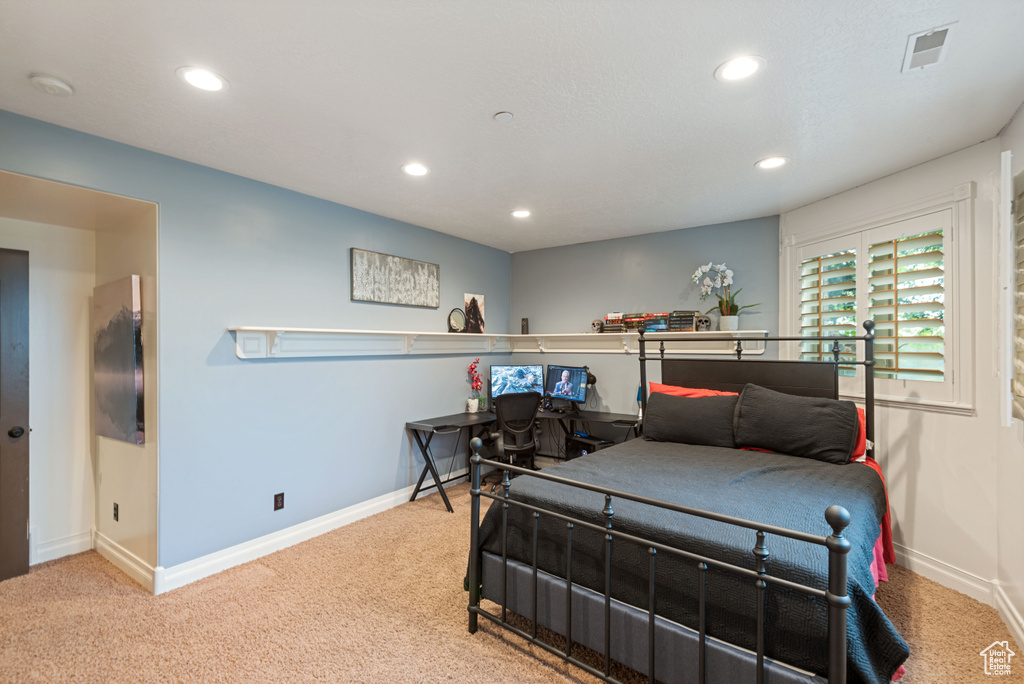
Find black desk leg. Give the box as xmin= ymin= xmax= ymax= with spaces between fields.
xmin=408 ymin=428 xmax=454 ymax=513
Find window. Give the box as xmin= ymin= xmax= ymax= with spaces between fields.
xmin=792 ymin=202 xmax=965 ymax=407
xmin=1013 ymin=180 xmax=1024 ymax=419
xmin=799 ymin=249 xmax=858 ymax=375
xmin=867 ymin=227 xmax=945 ymax=382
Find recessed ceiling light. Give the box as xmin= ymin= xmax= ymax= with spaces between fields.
xmin=175 ymin=66 xmax=228 ymax=91
xmin=28 ymin=73 xmax=74 ymax=97
xmin=493 ymin=111 xmax=514 ymax=123
xmin=511 ymin=210 xmax=531 ymax=218
xmin=401 ymin=162 xmax=430 ymax=176
xmin=714 ymin=56 xmax=766 ymax=82
xmin=755 ymin=156 xmax=788 ymax=170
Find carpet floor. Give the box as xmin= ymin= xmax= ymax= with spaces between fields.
xmin=0 ymin=483 xmax=1019 ymax=683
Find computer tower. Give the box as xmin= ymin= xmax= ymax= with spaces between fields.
xmin=565 ymin=433 xmax=614 ymax=459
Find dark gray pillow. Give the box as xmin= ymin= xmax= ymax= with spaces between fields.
xmin=644 ymin=393 xmax=738 ymax=448
xmin=733 ymin=383 xmax=858 ymax=464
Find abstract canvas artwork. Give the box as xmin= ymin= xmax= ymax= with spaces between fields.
xmin=350 ymin=248 xmax=440 ymax=308
xmin=94 ymin=275 xmax=144 ymax=445
xmin=465 ymin=293 xmax=485 ymax=333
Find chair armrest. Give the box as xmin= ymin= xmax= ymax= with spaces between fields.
xmin=489 ymin=431 xmax=506 ymax=462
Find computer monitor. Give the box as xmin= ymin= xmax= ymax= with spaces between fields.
xmin=544 ymin=365 xmax=588 ymax=405
xmin=490 ymin=364 xmax=544 ymax=400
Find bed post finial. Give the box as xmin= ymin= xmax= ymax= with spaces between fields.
xmin=825 ymin=504 xmax=851 ymax=534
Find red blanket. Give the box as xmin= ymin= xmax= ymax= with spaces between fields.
xmin=858 ymin=456 xmax=895 ymax=563
xmin=858 ymin=457 xmax=904 ymax=681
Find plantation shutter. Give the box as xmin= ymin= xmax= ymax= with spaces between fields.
xmin=1014 ymin=184 xmax=1024 ymax=419
xmin=799 ymin=249 xmax=857 ymax=373
xmin=867 ymin=219 xmax=946 ymax=382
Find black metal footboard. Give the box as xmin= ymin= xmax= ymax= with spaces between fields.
xmin=466 ymin=443 xmax=852 ymax=684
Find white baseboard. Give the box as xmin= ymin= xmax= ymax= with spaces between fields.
xmin=893 ymin=542 xmax=994 ymax=605
xmin=32 ymin=530 xmax=94 ymax=565
xmin=152 ymin=468 xmax=469 ymax=595
xmin=94 ymin=530 xmax=155 ymax=593
xmin=994 ymin=582 xmax=1024 ymax=649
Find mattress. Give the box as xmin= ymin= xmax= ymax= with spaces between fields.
xmin=474 ymin=440 xmax=909 ymax=684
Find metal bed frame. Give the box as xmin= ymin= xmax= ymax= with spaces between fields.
xmin=467 ymin=321 xmax=878 ymax=684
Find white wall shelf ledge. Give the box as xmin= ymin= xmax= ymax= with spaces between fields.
xmin=228 ymin=327 xmax=768 ymax=360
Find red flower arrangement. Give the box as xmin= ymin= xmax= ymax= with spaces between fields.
xmin=468 ymin=358 xmax=482 ymax=395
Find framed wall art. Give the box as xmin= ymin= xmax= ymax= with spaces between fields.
xmin=465 ymin=293 xmax=484 ymax=333
xmin=350 ymin=248 xmax=440 ymax=308
xmin=93 ymin=275 xmax=144 ymax=445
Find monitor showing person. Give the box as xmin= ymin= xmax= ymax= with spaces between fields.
xmin=543 ymin=365 xmax=587 ymax=404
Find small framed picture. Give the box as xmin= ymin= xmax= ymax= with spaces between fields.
xmin=464 ymin=293 xmax=484 ymax=333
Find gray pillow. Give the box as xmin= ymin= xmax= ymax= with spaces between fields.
xmin=644 ymin=393 xmax=738 ymax=448
xmin=733 ymin=383 xmax=858 ymax=464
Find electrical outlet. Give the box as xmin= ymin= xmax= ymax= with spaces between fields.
xmin=113 ymin=503 xmax=119 ymax=521
xmin=274 ymin=493 xmax=284 ymax=511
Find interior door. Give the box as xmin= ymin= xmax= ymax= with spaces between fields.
xmin=0 ymin=248 xmax=29 ymax=582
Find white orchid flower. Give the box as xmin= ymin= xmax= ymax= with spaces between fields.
xmin=693 ymin=260 xmax=740 ymax=298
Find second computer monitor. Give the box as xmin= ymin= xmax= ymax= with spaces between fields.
xmin=544 ymin=365 xmax=587 ymax=404
xmin=490 ymin=364 xmax=544 ymax=400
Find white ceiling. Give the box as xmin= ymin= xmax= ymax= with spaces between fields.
xmin=1 ymin=1 xmax=1023 ymax=253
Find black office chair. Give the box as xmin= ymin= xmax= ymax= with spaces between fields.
xmin=488 ymin=391 xmax=542 ymax=485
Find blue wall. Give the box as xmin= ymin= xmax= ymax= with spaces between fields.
xmin=1 ymin=110 xmax=781 ymax=568
xmin=510 ymin=217 xmax=780 ymax=419
xmin=0 ymin=111 xmax=511 ymax=567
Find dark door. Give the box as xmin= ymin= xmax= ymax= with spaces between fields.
xmin=0 ymin=248 xmax=29 ymax=582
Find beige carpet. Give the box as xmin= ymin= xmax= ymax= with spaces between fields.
xmin=0 ymin=483 xmax=1019 ymax=683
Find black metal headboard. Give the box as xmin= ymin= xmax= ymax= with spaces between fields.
xmin=639 ymin=321 xmax=877 ymax=457
xmin=661 ymin=358 xmax=839 ymax=399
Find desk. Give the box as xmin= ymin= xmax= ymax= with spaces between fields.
xmin=538 ymin=409 xmax=641 ymax=445
xmin=405 ymin=412 xmax=496 ymax=513
xmin=405 ymin=409 xmax=641 ymax=511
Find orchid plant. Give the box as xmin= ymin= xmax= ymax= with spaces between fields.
xmin=692 ymin=262 xmax=760 ymax=316
xmin=468 ymin=358 xmax=483 ymax=398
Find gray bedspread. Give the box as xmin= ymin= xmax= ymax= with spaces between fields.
xmin=475 ymin=440 xmax=909 ymax=684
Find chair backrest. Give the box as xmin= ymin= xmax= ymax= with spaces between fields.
xmin=494 ymin=391 xmax=541 ymax=450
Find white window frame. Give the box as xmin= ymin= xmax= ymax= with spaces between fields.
xmin=1003 ymin=149 xmax=1024 ymax=428
xmin=780 ymin=182 xmax=975 ymax=414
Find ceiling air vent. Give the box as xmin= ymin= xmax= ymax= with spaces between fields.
xmin=902 ymin=23 xmax=956 ymax=73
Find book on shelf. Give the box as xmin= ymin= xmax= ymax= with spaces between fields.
xmin=643 ymin=312 xmax=669 ymax=331
xmin=602 ymin=311 xmax=625 ymax=333
xmin=623 ymin=313 xmax=647 ymax=330
xmin=668 ymin=309 xmax=700 ymax=332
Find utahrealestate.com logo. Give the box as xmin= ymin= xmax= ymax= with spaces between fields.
xmin=980 ymin=641 xmax=1015 ymax=676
